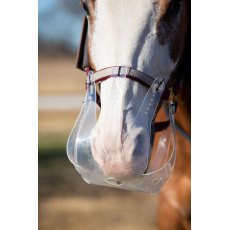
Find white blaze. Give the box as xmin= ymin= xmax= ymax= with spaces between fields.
xmin=91 ymin=0 xmax=177 ymax=79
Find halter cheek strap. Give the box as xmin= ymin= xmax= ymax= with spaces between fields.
xmin=76 ymin=16 xmax=89 ymax=71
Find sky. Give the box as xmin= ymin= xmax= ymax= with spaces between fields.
xmin=38 ymin=0 xmax=84 ymax=52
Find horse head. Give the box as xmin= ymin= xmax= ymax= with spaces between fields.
xmin=73 ymin=0 xmax=190 ymax=182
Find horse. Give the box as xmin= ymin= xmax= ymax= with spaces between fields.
xmin=76 ymin=0 xmax=191 ymax=229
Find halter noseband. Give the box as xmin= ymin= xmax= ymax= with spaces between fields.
xmin=85 ymin=65 xmax=180 ymax=103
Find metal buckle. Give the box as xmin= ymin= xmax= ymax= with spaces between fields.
xmin=169 ymin=100 xmax=177 ymax=114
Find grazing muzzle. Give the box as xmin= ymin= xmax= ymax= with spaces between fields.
xmin=67 ymin=66 xmax=176 ymax=193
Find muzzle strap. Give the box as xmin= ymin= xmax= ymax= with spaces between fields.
xmin=92 ymin=66 xmax=156 ymax=88
xmin=86 ymin=66 xmax=180 ymax=101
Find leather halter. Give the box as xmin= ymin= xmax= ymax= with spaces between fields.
xmin=86 ymin=66 xmax=173 ymax=101
xmin=76 ymin=16 xmax=88 ymax=71
xmin=92 ymin=66 xmax=156 ymax=87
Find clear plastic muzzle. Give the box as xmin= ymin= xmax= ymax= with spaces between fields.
xmin=67 ymin=71 xmax=176 ymax=193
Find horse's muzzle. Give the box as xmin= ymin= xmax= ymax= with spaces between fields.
xmin=66 ymin=67 xmax=176 ymax=193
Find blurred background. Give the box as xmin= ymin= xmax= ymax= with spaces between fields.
xmin=38 ymin=1 xmax=158 ymax=229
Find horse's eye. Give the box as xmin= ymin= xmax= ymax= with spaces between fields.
xmin=82 ymin=1 xmax=90 ymax=15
